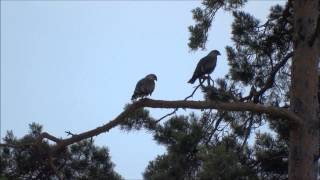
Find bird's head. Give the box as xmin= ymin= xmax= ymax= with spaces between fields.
xmin=208 ymin=50 xmax=221 ymax=57
xmin=146 ymin=74 xmax=157 ymax=81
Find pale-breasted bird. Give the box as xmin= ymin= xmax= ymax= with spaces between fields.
xmin=131 ymin=74 xmax=157 ymax=100
xmin=188 ymin=50 xmax=221 ymax=84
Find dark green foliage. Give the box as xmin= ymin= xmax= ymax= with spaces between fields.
xmin=226 ymin=5 xmax=292 ymax=93
xmin=0 ymin=123 xmax=123 ymax=180
xmin=142 ymin=114 xmax=289 ymax=180
xmin=144 ymin=115 xmax=202 ymax=180
xmin=1 ymin=124 xmax=53 ymax=179
xmin=226 ymin=46 xmax=255 ymax=85
xmin=202 ymin=78 xmax=237 ymax=102
xmin=143 ymin=155 xmax=173 ymax=180
xmin=143 ymin=115 xmax=271 ymax=180
xmin=120 ymin=104 xmax=157 ymax=131
xmin=197 ymin=2 xmax=293 ymax=126
xmin=63 ymin=141 xmax=122 ymax=180
xmin=198 ymin=136 xmax=258 ymax=180
xmin=254 ymin=133 xmax=288 ymax=180
xmin=189 ymin=0 xmax=247 ymax=50
xmin=143 ymin=2 xmax=295 ymax=179
xmin=150 ymin=116 xmax=203 ymax=179
xmin=1 ymin=1 xmax=298 ymax=179
xmin=268 ymin=116 xmax=290 ymax=141
xmin=190 ymin=1 xmax=293 ymax=105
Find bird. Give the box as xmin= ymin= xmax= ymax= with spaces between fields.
xmin=188 ymin=50 xmax=221 ymax=84
xmin=131 ymin=74 xmax=157 ymax=100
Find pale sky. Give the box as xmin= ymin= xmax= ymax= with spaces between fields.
xmin=1 ymin=1 xmax=284 ymax=179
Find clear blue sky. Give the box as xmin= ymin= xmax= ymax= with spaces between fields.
xmin=1 ymin=1 xmax=283 ymax=179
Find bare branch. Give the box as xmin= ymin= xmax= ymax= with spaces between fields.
xmin=156 ymin=110 xmax=177 ymax=123
xmin=185 ymin=84 xmax=202 ymax=100
xmin=157 ymin=84 xmax=202 ymax=122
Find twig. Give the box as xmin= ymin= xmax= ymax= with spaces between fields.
xmin=156 ymin=109 xmax=178 ymax=123
xmin=156 ymin=84 xmax=202 ymax=122
xmin=240 ymin=116 xmax=254 ymax=150
xmin=184 ymin=84 xmax=202 ymax=101
xmin=65 ymin=131 xmax=75 ymax=136
xmin=204 ymin=115 xmax=224 ymax=146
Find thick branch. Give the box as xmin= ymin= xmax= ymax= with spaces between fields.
xmin=142 ymin=99 xmax=301 ymax=123
xmin=38 ymin=132 xmax=61 ymax=143
xmin=51 ymin=98 xmax=302 ymax=151
xmin=241 ymin=52 xmax=293 ymax=101
xmin=0 ymin=143 xmax=24 ymax=148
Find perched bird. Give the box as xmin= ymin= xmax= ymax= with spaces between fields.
xmin=131 ymin=74 xmax=157 ymax=100
xmin=188 ymin=50 xmax=221 ymax=84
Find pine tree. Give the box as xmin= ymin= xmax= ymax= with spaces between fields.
xmin=187 ymin=0 xmax=319 ymax=179
xmin=0 ymin=123 xmax=123 ymax=180
xmin=130 ymin=0 xmax=319 ymax=179
xmin=2 ymin=1 xmax=318 ymax=179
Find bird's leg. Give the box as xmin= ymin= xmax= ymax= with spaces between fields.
xmin=208 ymin=76 xmax=214 ymax=87
xmin=199 ymin=78 xmax=206 ymax=89
xmin=198 ymin=78 xmax=203 ymax=86
xmin=206 ymin=75 xmax=211 ymax=86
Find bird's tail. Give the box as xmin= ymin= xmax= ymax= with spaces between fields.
xmin=188 ymin=76 xmax=196 ymax=84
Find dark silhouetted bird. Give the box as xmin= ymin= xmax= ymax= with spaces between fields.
xmin=188 ymin=50 xmax=221 ymax=84
xmin=131 ymin=74 xmax=157 ymax=100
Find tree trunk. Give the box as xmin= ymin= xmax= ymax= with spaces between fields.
xmin=289 ymin=0 xmax=320 ymax=179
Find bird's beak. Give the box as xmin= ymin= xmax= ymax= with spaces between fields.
xmin=217 ymin=51 xmax=221 ymax=56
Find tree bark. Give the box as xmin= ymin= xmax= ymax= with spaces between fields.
xmin=289 ymin=0 xmax=320 ymax=179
